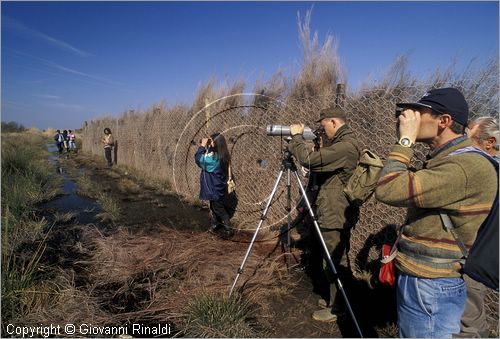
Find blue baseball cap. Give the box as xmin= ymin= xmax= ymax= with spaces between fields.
xmin=397 ymin=87 xmax=469 ymax=126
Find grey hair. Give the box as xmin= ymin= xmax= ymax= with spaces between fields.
xmin=471 ymin=116 xmax=499 ymax=150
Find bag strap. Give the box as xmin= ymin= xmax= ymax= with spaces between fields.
xmin=381 ymin=224 xmax=406 ymax=264
xmin=439 ymin=212 xmax=469 ymax=258
xmin=441 ymin=147 xmax=499 ymax=258
xmin=228 ymin=161 xmax=232 ymax=181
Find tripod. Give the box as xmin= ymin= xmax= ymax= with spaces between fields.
xmin=228 ymin=146 xmax=363 ymax=338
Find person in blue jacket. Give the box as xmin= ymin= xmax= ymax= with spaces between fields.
xmin=195 ymin=132 xmax=235 ymax=237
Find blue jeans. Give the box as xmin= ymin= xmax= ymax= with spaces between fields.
xmin=397 ymin=273 xmax=466 ymax=338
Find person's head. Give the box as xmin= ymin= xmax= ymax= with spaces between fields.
xmin=68 ymin=130 xmax=72 ymax=133
xmin=468 ymin=116 xmax=499 ymax=156
xmin=210 ymin=132 xmax=230 ymax=165
xmin=104 ymin=127 xmax=112 ymax=135
xmin=56 ymin=129 xmax=61 ymax=133
xmin=63 ymin=130 xmax=67 ymax=134
xmin=397 ymin=88 xmax=468 ymax=147
xmin=316 ymin=106 xmax=347 ymax=139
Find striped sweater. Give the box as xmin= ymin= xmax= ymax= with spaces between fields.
xmin=375 ymin=137 xmax=497 ymax=278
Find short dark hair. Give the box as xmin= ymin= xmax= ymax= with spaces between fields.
xmin=430 ymin=111 xmax=465 ymax=135
xmin=450 ymin=120 xmax=466 ymax=134
xmin=104 ymin=127 xmax=112 ymax=134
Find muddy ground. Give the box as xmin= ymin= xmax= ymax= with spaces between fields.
xmin=37 ymin=150 xmax=397 ymax=338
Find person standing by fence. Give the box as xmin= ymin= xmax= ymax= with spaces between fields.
xmin=288 ymin=106 xmax=360 ymax=323
xmin=194 ymin=132 xmax=235 ymax=237
xmin=375 ymin=88 xmax=497 ymax=338
xmin=101 ymin=127 xmax=114 ymax=168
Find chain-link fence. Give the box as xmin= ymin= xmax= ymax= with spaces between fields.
xmin=82 ymin=79 xmax=498 ymax=330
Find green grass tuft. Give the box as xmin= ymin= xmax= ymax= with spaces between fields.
xmin=185 ymin=294 xmax=265 ymax=338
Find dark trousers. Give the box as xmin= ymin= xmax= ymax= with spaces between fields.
xmin=456 ymin=275 xmax=489 ymax=338
xmin=316 ymin=227 xmax=352 ymax=311
xmin=104 ymin=147 xmax=113 ymax=166
xmin=209 ymin=192 xmax=237 ymax=227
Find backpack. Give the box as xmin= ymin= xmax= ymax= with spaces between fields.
xmin=343 ymin=149 xmax=384 ymax=205
xmin=440 ymin=147 xmax=499 ymax=290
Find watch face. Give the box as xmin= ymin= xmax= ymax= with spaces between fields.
xmin=400 ymin=138 xmax=411 ymax=147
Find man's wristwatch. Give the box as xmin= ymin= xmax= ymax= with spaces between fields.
xmin=398 ymin=136 xmax=414 ymax=148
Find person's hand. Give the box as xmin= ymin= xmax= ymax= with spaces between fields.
xmin=397 ymin=109 xmax=420 ymax=143
xmin=201 ymin=138 xmax=210 ymax=147
xmin=290 ymin=123 xmax=305 ymax=136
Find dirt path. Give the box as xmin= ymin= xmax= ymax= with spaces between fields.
xmin=41 ymin=151 xmax=396 ymax=338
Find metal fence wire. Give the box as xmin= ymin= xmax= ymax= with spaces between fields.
xmin=82 ymin=81 xmax=498 ymax=329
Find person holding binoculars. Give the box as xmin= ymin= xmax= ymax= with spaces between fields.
xmin=195 ymin=132 xmax=235 ymax=237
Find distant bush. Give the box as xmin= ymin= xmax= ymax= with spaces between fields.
xmin=2 ymin=121 xmax=26 ymax=133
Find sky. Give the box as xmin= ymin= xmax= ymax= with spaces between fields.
xmin=1 ymin=1 xmax=498 ymax=130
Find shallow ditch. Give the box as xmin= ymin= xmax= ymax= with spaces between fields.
xmin=38 ymin=145 xmax=178 ymax=337
xmin=41 ymin=144 xmax=102 ymax=225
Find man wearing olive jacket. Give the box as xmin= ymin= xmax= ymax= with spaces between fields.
xmin=288 ymin=106 xmax=359 ymax=323
xmin=375 ymin=88 xmax=497 ymax=338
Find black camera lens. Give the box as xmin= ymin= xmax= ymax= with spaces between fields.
xmin=313 ymin=127 xmax=325 ymax=136
xmin=395 ymin=107 xmax=404 ymax=118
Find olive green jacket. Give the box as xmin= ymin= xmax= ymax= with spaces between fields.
xmin=375 ymin=137 xmax=497 ymax=278
xmin=288 ymin=125 xmax=360 ymax=229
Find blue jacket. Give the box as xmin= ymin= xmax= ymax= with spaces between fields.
xmin=195 ymin=146 xmax=228 ymax=201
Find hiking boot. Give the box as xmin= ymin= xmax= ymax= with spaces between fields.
xmin=222 ymin=220 xmax=235 ymax=237
xmin=312 ymin=308 xmax=338 ymax=322
xmin=223 ymin=227 xmax=235 ymax=237
xmin=209 ymin=223 xmax=219 ymax=233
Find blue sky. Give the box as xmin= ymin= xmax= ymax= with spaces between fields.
xmin=1 ymin=1 xmax=498 ymax=130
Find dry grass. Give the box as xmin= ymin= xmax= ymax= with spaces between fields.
xmin=53 ymin=212 xmax=77 ymax=224
xmin=290 ymin=8 xmax=344 ymax=102
xmin=96 ymin=192 xmax=122 ymax=223
xmin=75 ymin=174 xmax=98 ymax=198
xmin=374 ymin=322 xmax=398 ymax=338
xmin=117 ymin=177 xmax=142 ymax=195
xmin=26 ymin=225 xmax=296 ymax=335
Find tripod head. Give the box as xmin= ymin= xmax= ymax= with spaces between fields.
xmin=281 ymin=144 xmax=298 ymax=171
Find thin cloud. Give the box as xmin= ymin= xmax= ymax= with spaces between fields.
xmin=47 ymin=62 xmax=123 ymax=86
xmin=34 ymin=94 xmax=61 ymax=99
xmin=2 ymin=100 xmax=34 ymax=109
xmin=7 ymin=48 xmax=122 ymax=86
xmin=46 ymin=102 xmax=85 ymax=112
xmin=3 ymin=16 xmax=91 ymax=57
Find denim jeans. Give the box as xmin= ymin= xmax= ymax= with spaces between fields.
xmin=397 ymin=273 xmax=466 ymax=338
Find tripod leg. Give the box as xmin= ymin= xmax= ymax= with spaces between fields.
xmin=229 ymin=169 xmax=285 ymax=297
xmin=292 ymin=170 xmax=363 ymax=338
xmin=285 ymin=168 xmax=293 ymax=269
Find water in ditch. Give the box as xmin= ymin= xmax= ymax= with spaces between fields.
xmin=42 ymin=144 xmax=101 ymax=224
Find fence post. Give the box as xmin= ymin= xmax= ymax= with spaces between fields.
xmin=336 ymin=83 xmax=346 ymax=108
